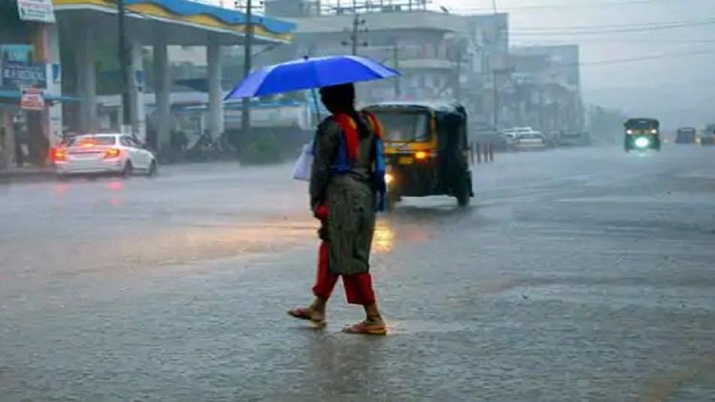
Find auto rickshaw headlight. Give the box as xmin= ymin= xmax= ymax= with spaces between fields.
xmin=415 ymin=151 xmax=427 ymax=160
xmin=634 ymin=137 xmax=650 ymax=148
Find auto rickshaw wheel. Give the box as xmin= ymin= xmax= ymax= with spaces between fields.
xmin=457 ymin=193 xmax=470 ymax=207
xmin=456 ymin=181 xmax=471 ymax=207
xmin=386 ymin=191 xmax=399 ymax=212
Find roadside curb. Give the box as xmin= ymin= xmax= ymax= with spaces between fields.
xmin=0 ymin=170 xmax=56 ymax=185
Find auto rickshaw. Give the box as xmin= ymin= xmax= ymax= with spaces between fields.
xmin=697 ymin=124 xmax=715 ymax=146
xmin=363 ymin=101 xmax=474 ymax=210
xmin=624 ymin=118 xmax=661 ymax=152
xmin=675 ymin=127 xmax=697 ymax=144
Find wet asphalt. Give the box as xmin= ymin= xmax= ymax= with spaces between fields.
xmin=1 ymin=146 xmax=714 ymax=401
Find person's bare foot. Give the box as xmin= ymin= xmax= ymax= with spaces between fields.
xmin=287 ymin=307 xmax=326 ymax=327
xmin=342 ymin=316 xmax=387 ymax=335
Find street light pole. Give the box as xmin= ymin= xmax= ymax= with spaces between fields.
xmin=117 ymin=0 xmax=132 ymax=134
xmin=241 ymin=0 xmax=253 ymax=139
xmin=392 ymin=42 xmax=401 ymax=98
xmin=491 ymin=0 xmax=499 ymax=128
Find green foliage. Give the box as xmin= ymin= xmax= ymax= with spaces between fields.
xmin=238 ymin=131 xmax=283 ymax=165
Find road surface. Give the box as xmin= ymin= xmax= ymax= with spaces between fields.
xmin=1 ymin=146 xmax=713 ymax=401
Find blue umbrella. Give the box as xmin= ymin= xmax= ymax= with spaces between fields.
xmin=223 ymin=55 xmax=400 ymax=100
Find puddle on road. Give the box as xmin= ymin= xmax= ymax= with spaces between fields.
xmin=507 ymin=283 xmax=715 ymax=312
xmin=385 ymin=320 xmax=475 ymax=335
xmin=555 ymin=194 xmax=715 ymax=205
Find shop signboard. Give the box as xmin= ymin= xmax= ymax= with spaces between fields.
xmin=20 ymin=87 xmax=45 ymax=111
xmin=1 ymin=61 xmax=47 ymax=89
xmin=16 ymin=0 xmax=56 ymax=24
xmin=0 ymin=45 xmax=33 ymax=63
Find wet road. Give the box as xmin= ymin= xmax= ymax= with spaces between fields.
xmin=1 ymin=147 xmax=714 ymax=401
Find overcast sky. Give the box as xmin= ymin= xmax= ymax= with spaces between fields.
xmin=443 ymin=0 xmax=715 ymax=128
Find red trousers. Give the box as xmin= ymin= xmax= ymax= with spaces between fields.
xmin=312 ymin=240 xmax=376 ymax=306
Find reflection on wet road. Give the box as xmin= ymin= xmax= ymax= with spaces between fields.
xmin=1 ymin=147 xmax=713 ymax=401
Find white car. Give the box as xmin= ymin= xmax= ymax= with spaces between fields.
xmin=53 ymin=133 xmax=157 ymax=178
xmin=514 ymin=132 xmax=548 ymax=151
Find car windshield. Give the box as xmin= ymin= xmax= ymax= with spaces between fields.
xmin=372 ymin=112 xmax=430 ymax=142
xmin=67 ymin=136 xmax=117 ymax=147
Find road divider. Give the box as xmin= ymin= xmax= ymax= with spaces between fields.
xmin=470 ymin=143 xmax=495 ymax=165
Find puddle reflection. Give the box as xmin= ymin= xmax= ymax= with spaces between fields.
xmin=373 ymin=220 xmax=395 ymax=253
xmin=106 ymin=181 xmax=123 ymax=191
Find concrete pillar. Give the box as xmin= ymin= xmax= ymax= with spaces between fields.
xmin=129 ymin=38 xmax=146 ymax=142
xmin=75 ymin=34 xmax=96 ymax=132
xmin=45 ymin=24 xmax=63 ymax=147
xmin=153 ymin=40 xmax=171 ymax=151
xmin=0 ymin=111 xmax=15 ymax=169
xmin=207 ymin=37 xmax=224 ymax=140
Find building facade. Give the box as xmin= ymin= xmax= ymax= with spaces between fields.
xmin=509 ymin=45 xmax=584 ymax=133
xmin=1 ymin=0 xmax=63 ymax=169
xmin=263 ymin=0 xmax=471 ymax=105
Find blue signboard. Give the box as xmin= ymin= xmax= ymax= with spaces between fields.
xmin=0 ymin=45 xmax=33 ymax=63
xmin=1 ymin=60 xmax=46 ymax=89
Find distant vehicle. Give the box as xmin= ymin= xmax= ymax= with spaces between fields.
xmin=503 ymin=127 xmax=540 ymax=150
xmin=697 ymin=124 xmax=715 ymax=146
xmin=674 ymin=127 xmax=697 ymax=144
xmin=471 ymin=121 xmax=508 ymax=151
xmin=52 ymin=133 xmax=158 ymax=178
xmin=514 ymin=132 xmax=548 ymax=151
xmin=624 ymin=118 xmax=660 ymax=152
xmin=558 ymin=130 xmax=592 ymax=147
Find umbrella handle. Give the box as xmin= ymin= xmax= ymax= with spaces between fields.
xmin=311 ymin=88 xmax=322 ymax=124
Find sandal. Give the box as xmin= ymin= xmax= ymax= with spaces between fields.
xmin=287 ymin=307 xmax=326 ymax=328
xmin=342 ymin=320 xmax=387 ymax=336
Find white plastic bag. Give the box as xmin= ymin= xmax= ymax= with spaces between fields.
xmin=292 ymin=141 xmax=314 ymax=181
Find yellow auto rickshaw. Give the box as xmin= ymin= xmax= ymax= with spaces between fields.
xmin=363 ymin=101 xmax=474 ymax=210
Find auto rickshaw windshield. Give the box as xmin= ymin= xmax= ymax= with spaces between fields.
xmin=625 ymin=119 xmax=659 ymax=130
xmin=371 ymin=112 xmax=431 ymax=142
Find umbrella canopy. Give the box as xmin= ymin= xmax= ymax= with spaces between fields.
xmin=224 ymin=55 xmax=400 ymax=100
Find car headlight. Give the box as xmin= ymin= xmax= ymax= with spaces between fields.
xmin=634 ymin=137 xmax=650 ymax=148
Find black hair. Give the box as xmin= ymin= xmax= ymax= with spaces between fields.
xmin=320 ymin=83 xmax=370 ymax=139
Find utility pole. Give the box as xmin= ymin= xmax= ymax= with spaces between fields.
xmin=342 ymin=1 xmax=367 ymax=56
xmin=392 ymin=43 xmax=400 ymax=98
xmin=241 ymin=0 xmax=253 ymax=139
xmin=492 ymin=69 xmax=498 ymax=127
xmin=454 ymin=45 xmax=463 ymax=103
xmin=117 ymin=0 xmax=132 ymax=134
xmin=491 ymin=0 xmax=499 ymax=128
xmin=351 ymin=14 xmax=358 ymax=55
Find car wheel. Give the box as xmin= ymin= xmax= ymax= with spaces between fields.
xmin=121 ymin=161 xmax=133 ymax=178
xmin=147 ymin=160 xmax=158 ymax=178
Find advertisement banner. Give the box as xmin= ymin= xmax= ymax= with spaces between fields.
xmin=1 ymin=61 xmax=47 ymax=89
xmin=0 ymin=45 xmax=33 ymax=63
xmin=16 ymin=0 xmax=56 ymax=23
xmin=21 ymin=87 xmax=45 ymax=111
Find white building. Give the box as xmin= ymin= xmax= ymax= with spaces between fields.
xmin=263 ymin=0 xmax=473 ymax=104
